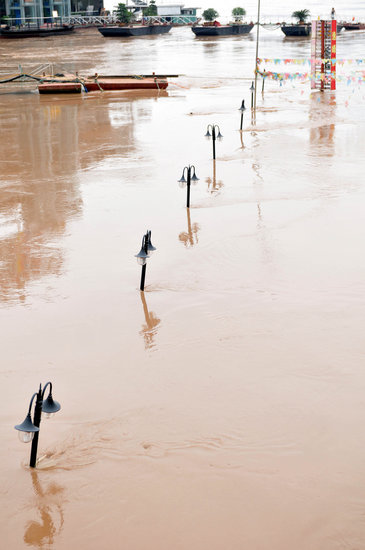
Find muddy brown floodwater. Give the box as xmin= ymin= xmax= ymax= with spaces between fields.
xmin=1 ymin=26 xmax=365 ymax=550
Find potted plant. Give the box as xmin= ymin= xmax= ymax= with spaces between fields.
xmin=232 ymin=7 xmax=246 ymax=22
xmin=291 ymin=9 xmax=310 ymax=24
xmin=115 ymin=3 xmax=132 ymax=25
xmin=143 ymin=0 xmax=157 ymax=17
xmin=202 ymin=8 xmax=219 ymax=25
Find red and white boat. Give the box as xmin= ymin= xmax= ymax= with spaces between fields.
xmin=37 ymin=74 xmax=172 ymax=94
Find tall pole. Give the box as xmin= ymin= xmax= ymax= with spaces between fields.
xmin=140 ymin=235 xmax=148 ymax=291
xmin=254 ymin=0 xmax=261 ymax=110
xmin=212 ymin=126 xmax=216 ymax=160
xmin=30 ymin=384 xmax=42 ymax=468
xmin=186 ymin=167 xmax=191 ymax=208
xmin=140 ymin=264 xmax=146 ymax=291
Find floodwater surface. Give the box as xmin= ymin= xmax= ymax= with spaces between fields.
xmin=1 ymin=26 xmax=365 ymax=550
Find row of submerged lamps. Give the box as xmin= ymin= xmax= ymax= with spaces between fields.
xmin=178 ymin=125 xmax=223 ymax=207
xmin=134 ymin=83 xmax=259 ymax=288
xmin=15 ymin=85 xmax=258 ymax=469
xmin=137 ymin=77 xmax=260 ymax=288
xmin=134 ymin=125 xmax=223 ymax=290
xmin=14 ymin=382 xmax=61 ymax=468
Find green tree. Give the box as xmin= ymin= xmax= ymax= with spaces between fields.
xmin=115 ymin=3 xmax=132 ymax=24
xmin=143 ymin=0 xmax=157 ymax=17
xmin=291 ymin=9 xmax=310 ymax=23
xmin=202 ymin=8 xmax=219 ymax=21
xmin=232 ymin=7 xmax=246 ymax=21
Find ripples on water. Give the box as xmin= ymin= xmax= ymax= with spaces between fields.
xmin=1 ymin=20 xmax=365 ymax=550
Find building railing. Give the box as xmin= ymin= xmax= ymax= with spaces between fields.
xmin=1 ymin=16 xmax=70 ymax=27
xmin=1 ymin=14 xmax=201 ymax=27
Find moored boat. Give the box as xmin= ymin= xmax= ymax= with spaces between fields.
xmin=0 ymin=24 xmax=74 ymax=38
xmin=98 ymin=24 xmax=172 ymax=37
xmin=37 ymin=74 xmax=170 ymax=94
xmin=281 ymin=23 xmax=311 ymax=36
xmin=281 ymin=22 xmax=343 ymax=37
xmin=192 ymin=22 xmax=254 ymax=36
xmin=342 ymin=22 xmax=365 ymax=31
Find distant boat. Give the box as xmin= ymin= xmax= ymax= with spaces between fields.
xmin=0 ymin=24 xmax=74 ymax=38
xmin=281 ymin=23 xmax=311 ymax=36
xmin=98 ymin=24 xmax=172 ymax=37
xmin=281 ymin=23 xmax=343 ymax=37
xmin=342 ymin=22 xmax=365 ymax=31
xmin=192 ymin=22 xmax=254 ymax=36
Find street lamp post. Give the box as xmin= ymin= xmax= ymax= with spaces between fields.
xmin=239 ymin=99 xmax=246 ymax=130
xmin=178 ymin=165 xmax=199 ymax=208
xmin=135 ymin=230 xmax=156 ymax=291
xmin=250 ymin=81 xmax=255 ymax=109
xmin=205 ymin=124 xmax=223 ymax=160
xmin=14 ymin=382 xmax=61 ymax=468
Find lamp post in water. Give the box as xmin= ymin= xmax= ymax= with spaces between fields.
xmin=239 ymin=99 xmax=246 ymax=130
xmin=250 ymin=81 xmax=255 ymax=109
xmin=205 ymin=124 xmax=223 ymax=160
xmin=254 ymin=0 xmax=261 ymax=110
xmin=14 ymin=382 xmax=61 ymax=468
xmin=135 ymin=230 xmax=156 ymax=291
xmin=178 ymin=165 xmax=199 ymax=208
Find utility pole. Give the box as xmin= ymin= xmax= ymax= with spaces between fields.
xmin=254 ymin=0 xmax=261 ymax=110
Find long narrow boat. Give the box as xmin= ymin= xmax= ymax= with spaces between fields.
xmin=192 ymin=23 xmax=254 ymax=36
xmin=281 ymin=23 xmax=311 ymax=36
xmin=37 ymin=74 xmax=171 ymax=94
xmin=281 ymin=22 xmax=343 ymax=37
xmin=342 ymin=22 xmax=365 ymax=31
xmin=98 ymin=24 xmax=172 ymax=37
xmin=0 ymin=24 xmax=74 ymax=38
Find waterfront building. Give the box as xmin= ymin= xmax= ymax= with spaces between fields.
xmin=4 ymin=0 xmax=71 ymax=22
xmin=70 ymin=0 xmax=103 ymax=15
xmin=0 ymin=0 xmax=6 ymax=18
xmin=156 ymin=4 xmax=199 ymax=22
xmin=125 ymin=1 xmax=199 ymax=23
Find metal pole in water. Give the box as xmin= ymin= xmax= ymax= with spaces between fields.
xmin=212 ymin=126 xmax=216 ymax=160
xmin=254 ymin=0 xmax=261 ymax=110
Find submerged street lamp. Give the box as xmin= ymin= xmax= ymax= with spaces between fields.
xmin=205 ymin=124 xmax=223 ymax=160
xmin=239 ymin=99 xmax=246 ymax=130
xmin=135 ymin=230 xmax=156 ymax=291
xmin=250 ymin=81 xmax=255 ymax=109
xmin=178 ymin=165 xmax=199 ymax=208
xmin=14 ymin=382 xmax=61 ymax=468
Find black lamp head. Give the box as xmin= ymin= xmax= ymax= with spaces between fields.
xmin=15 ymin=413 xmax=39 ymax=443
xmin=239 ymin=99 xmax=246 ymax=111
xmin=190 ymin=164 xmax=199 ymax=182
xmin=250 ymin=82 xmax=255 ymax=92
xmin=42 ymin=394 xmax=61 ymax=415
xmin=135 ymin=237 xmax=150 ymax=265
xmin=217 ymin=129 xmax=223 ymax=139
xmin=178 ymin=171 xmax=187 ymax=184
xmin=146 ymin=231 xmax=156 ymax=254
xmin=15 ymin=413 xmax=39 ymax=434
xmin=205 ymin=128 xmax=212 ymax=138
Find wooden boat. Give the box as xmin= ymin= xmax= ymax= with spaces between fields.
xmin=192 ymin=22 xmax=254 ymax=36
xmin=281 ymin=22 xmax=343 ymax=37
xmin=281 ymin=23 xmax=311 ymax=36
xmin=0 ymin=24 xmax=74 ymax=38
xmin=37 ymin=74 xmax=170 ymax=94
xmin=98 ymin=24 xmax=172 ymax=37
xmin=342 ymin=22 xmax=365 ymax=31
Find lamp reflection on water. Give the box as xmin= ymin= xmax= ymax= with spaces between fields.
xmin=206 ymin=160 xmax=224 ymax=195
xmin=178 ymin=208 xmax=200 ymax=248
xmin=24 ymin=470 xmax=64 ymax=549
xmin=139 ymin=291 xmax=161 ymax=350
